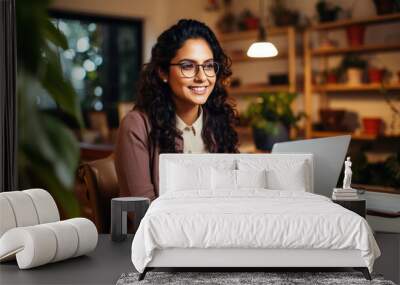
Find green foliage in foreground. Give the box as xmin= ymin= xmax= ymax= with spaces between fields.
xmin=17 ymin=0 xmax=83 ymax=217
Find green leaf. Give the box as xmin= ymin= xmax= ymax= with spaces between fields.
xmin=41 ymin=53 xmax=84 ymax=128
xmin=44 ymin=19 xmax=68 ymax=50
xmin=246 ymin=91 xmax=302 ymax=134
xmin=18 ymin=74 xmax=80 ymax=217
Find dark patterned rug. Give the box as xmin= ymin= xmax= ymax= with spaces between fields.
xmin=116 ymin=271 xmax=396 ymax=285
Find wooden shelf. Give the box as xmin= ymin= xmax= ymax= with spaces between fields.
xmin=229 ymin=52 xmax=289 ymax=62
xmin=312 ymin=131 xmax=400 ymax=140
xmin=219 ymin=26 xmax=291 ymax=43
xmin=313 ymin=83 xmax=400 ymax=92
xmin=311 ymin=13 xmax=400 ymax=30
xmin=312 ymin=43 xmax=400 ymax=56
xmin=228 ymin=84 xmax=290 ymax=95
xmin=312 ymin=131 xmax=377 ymax=140
xmin=304 ymin=13 xmax=400 ymax=139
xmin=353 ymin=184 xmax=400 ymax=195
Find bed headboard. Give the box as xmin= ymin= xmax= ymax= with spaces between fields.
xmin=159 ymin=153 xmax=314 ymax=196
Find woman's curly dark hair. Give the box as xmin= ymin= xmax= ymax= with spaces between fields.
xmin=135 ymin=19 xmax=239 ymax=153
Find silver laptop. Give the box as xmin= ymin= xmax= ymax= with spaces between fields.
xmin=272 ymin=135 xmax=351 ymax=197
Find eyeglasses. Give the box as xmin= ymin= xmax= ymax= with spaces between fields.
xmin=170 ymin=61 xmax=219 ymax=78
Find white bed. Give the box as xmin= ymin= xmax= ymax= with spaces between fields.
xmin=131 ymin=154 xmax=380 ymax=280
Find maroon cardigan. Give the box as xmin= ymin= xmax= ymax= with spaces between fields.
xmin=115 ymin=110 xmax=184 ymax=200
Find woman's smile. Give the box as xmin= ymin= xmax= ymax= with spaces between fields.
xmin=188 ymin=86 xmax=209 ymax=95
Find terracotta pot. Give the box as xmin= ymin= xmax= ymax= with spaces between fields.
xmin=397 ymin=71 xmax=400 ymax=83
xmin=368 ymin=68 xmax=384 ymax=83
xmin=362 ymin=118 xmax=382 ymax=135
xmin=346 ymin=24 xmax=365 ymax=47
xmin=244 ymin=18 xmax=259 ymax=30
xmin=326 ymin=73 xmax=338 ymax=84
xmin=347 ymin=68 xmax=363 ymax=85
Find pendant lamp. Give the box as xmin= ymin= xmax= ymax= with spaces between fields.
xmin=247 ymin=0 xmax=278 ymax=58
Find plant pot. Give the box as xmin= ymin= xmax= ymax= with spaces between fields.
xmin=362 ymin=118 xmax=382 ymax=135
xmin=347 ymin=68 xmax=363 ymax=85
xmin=319 ymin=109 xmax=346 ymax=131
xmin=397 ymin=71 xmax=400 ymax=83
xmin=244 ymin=17 xmax=259 ymax=30
xmin=269 ymin=74 xmax=289 ymax=85
xmin=368 ymin=68 xmax=384 ymax=83
xmin=319 ymin=10 xmax=339 ymax=23
xmin=217 ymin=13 xmax=236 ymax=33
xmin=346 ymin=24 xmax=365 ymax=47
xmin=373 ymin=0 xmax=397 ymax=15
xmin=326 ymin=73 xmax=338 ymax=84
xmin=252 ymin=123 xmax=289 ymax=151
xmin=274 ymin=12 xmax=299 ymax=27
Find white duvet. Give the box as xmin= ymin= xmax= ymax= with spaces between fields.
xmin=131 ymin=190 xmax=380 ymax=273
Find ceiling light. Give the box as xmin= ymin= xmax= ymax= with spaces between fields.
xmin=247 ymin=0 xmax=278 ymax=58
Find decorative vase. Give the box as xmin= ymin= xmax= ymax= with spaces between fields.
xmin=347 ymin=68 xmax=363 ymax=85
xmin=326 ymin=73 xmax=338 ymax=84
xmin=252 ymin=122 xmax=289 ymax=151
xmin=368 ymin=68 xmax=384 ymax=83
xmin=362 ymin=118 xmax=382 ymax=135
xmin=346 ymin=24 xmax=365 ymax=47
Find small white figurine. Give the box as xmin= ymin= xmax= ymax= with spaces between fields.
xmin=342 ymin=156 xmax=352 ymax=189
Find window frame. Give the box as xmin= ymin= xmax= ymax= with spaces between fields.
xmin=48 ymin=9 xmax=143 ymax=106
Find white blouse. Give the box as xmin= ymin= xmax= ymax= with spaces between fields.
xmin=175 ymin=108 xmax=207 ymax=154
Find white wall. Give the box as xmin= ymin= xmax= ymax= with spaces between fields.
xmin=51 ymin=0 xmax=220 ymax=61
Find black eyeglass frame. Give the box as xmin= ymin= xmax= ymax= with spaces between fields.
xmin=169 ymin=61 xmax=219 ymax=78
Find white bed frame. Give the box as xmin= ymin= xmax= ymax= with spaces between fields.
xmin=148 ymin=248 xmax=365 ymax=268
xmin=139 ymin=154 xmax=371 ymax=280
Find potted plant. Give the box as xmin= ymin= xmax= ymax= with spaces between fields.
xmin=316 ymin=0 xmax=341 ymax=23
xmin=269 ymin=0 xmax=299 ymax=27
xmin=237 ymin=9 xmax=259 ymax=31
xmin=245 ymin=92 xmax=305 ymax=151
xmin=339 ymin=55 xmax=367 ymax=85
xmin=324 ymin=67 xmax=340 ymax=84
xmin=373 ymin=0 xmax=400 ymax=15
xmin=17 ymin=0 xmax=84 ymax=217
xmin=217 ymin=0 xmax=236 ymax=33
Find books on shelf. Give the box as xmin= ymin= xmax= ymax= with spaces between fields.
xmin=332 ymin=188 xmax=359 ymax=200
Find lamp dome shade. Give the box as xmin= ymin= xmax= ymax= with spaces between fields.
xmin=247 ymin=42 xmax=278 ymax=58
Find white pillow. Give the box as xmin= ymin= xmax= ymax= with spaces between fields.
xmin=266 ymin=161 xmax=307 ymax=191
xmin=211 ymin=168 xmax=268 ymax=190
xmin=167 ymin=162 xmax=212 ymax=191
xmin=237 ymin=159 xmax=309 ymax=192
xmin=237 ymin=169 xmax=267 ymax=188
xmin=212 ymin=168 xmax=236 ymax=190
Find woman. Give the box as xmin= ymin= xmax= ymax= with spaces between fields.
xmin=115 ymin=19 xmax=238 ymax=200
